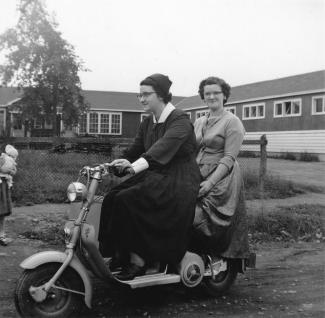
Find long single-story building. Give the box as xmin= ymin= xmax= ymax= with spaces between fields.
xmin=1 ymin=70 xmax=324 ymax=159
xmin=77 ymin=91 xmax=184 ymax=138
xmin=177 ymin=70 xmax=325 ymax=160
xmin=0 ymin=88 xmax=184 ymax=138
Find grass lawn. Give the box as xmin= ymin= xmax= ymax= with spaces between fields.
xmin=247 ymin=204 xmax=324 ymax=242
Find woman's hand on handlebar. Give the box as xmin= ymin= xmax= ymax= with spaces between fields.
xmin=109 ymin=159 xmax=135 ymax=177
xmin=110 ymin=158 xmax=131 ymax=167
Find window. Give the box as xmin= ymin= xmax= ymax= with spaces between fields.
xmin=79 ymin=113 xmax=87 ymax=133
xmin=111 ymin=113 xmax=121 ymax=134
xmin=312 ymin=96 xmax=325 ymax=115
xmin=186 ymin=112 xmax=192 ymax=119
xmin=89 ymin=113 xmax=99 ymax=133
xmin=140 ymin=113 xmax=150 ymax=122
xmin=34 ymin=118 xmax=43 ymax=129
xmin=244 ymin=107 xmax=249 ymax=118
xmin=79 ymin=112 xmax=122 ymax=135
xmin=275 ymin=103 xmax=282 ymax=116
xmin=12 ymin=113 xmax=22 ymax=130
xmin=100 ymin=113 xmax=110 ymax=133
xmin=258 ymin=105 xmax=264 ymax=117
xmin=224 ymin=106 xmax=236 ymax=115
xmin=274 ymin=99 xmax=301 ymax=118
xmin=0 ymin=110 xmax=5 ymax=133
xmin=242 ymin=103 xmax=265 ymax=120
xmin=196 ymin=110 xmax=209 ymax=119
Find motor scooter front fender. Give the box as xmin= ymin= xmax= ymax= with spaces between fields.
xmin=20 ymin=250 xmax=92 ymax=308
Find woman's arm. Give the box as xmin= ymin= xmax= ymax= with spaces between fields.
xmin=193 ymin=117 xmax=205 ymax=146
xmin=109 ymin=120 xmax=147 ymax=175
xmin=112 ymin=114 xmax=193 ymax=175
xmin=123 ymin=120 xmax=146 ymax=162
xmin=144 ymin=113 xmax=193 ymax=165
xmin=218 ymin=116 xmax=245 ymax=170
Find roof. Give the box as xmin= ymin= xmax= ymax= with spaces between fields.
xmin=0 ymin=87 xmax=22 ymax=106
xmin=2 ymin=70 xmax=324 ymax=111
xmin=0 ymin=87 xmax=185 ymax=112
xmin=176 ymin=70 xmax=325 ymax=110
xmin=82 ymin=90 xmax=185 ymax=112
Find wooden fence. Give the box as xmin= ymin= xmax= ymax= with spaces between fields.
xmin=243 ymin=134 xmax=268 ymax=197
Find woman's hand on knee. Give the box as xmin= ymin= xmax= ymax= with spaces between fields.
xmin=198 ymin=180 xmax=214 ymax=197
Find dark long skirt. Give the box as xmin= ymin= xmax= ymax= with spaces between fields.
xmin=98 ymin=161 xmax=200 ymax=264
xmin=0 ymin=178 xmax=12 ymax=218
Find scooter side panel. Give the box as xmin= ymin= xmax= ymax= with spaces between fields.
xmin=20 ymin=250 xmax=93 ymax=308
xmin=68 ymin=200 xmax=102 ymax=242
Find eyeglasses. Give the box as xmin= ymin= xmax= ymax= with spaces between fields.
xmin=137 ymin=92 xmax=156 ymax=99
xmin=204 ymin=91 xmax=223 ymax=97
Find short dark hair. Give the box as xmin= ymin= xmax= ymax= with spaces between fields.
xmin=151 ymin=84 xmax=172 ymax=104
xmin=198 ymin=76 xmax=231 ymax=103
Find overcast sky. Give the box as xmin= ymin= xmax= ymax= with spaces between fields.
xmin=0 ymin=0 xmax=324 ymax=96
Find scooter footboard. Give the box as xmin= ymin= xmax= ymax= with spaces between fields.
xmin=20 ymin=251 xmax=93 ymax=308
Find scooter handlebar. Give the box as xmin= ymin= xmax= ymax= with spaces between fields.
xmin=79 ymin=162 xmax=130 ymax=178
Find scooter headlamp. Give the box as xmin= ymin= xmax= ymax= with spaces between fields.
xmin=67 ymin=182 xmax=87 ymax=202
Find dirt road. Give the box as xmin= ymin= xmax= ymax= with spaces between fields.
xmin=1 ymin=201 xmax=324 ymax=317
xmin=1 ymin=236 xmax=324 ymax=318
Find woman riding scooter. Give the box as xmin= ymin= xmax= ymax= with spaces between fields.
xmin=98 ymin=73 xmax=201 ymax=280
xmin=192 ymin=76 xmax=250 ymax=259
xmin=14 ymin=75 xmax=254 ymax=318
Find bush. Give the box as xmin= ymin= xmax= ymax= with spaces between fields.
xmin=272 ymin=151 xmax=320 ymax=162
xmin=20 ymin=215 xmax=66 ymax=245
xmin=238 ymin=151 xmax=258 ymax=158
xmin=278 ymin=152 xmax=296 ymax=161
xmin=248 ymin=204 xmax=324 ymax=242
xmin=299 ymin=152 xmax=319 ymax=162
xmin=50 ymin=142 xmax=113 ymax=155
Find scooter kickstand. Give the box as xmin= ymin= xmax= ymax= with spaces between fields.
xmin=206 ymin=255 xmax=216 ymax=280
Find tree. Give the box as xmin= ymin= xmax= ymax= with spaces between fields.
xmin=0 ymin=0 xmax=89 ymax=136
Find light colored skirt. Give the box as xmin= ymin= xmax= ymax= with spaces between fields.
xmin=194 ymin=161 xmax=250 ymax=258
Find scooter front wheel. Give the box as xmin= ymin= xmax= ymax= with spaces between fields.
xmin=14 ymin=263 xmax=85 ymax=318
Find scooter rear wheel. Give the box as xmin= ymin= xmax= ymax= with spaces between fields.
xmin=203 ymin=259 xmax=238 ymax=296
xmin=14 ymin=263 xmax=84 ymax=318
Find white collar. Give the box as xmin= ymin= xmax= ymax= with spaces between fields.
xmin=153 ymin=103 xmax=175 ymax=123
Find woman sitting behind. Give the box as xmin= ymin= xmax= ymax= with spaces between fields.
xmin=193 ymin=76 xmax=249 ymax=258
xmin=99 ymin=73 xmax=201 ymax=280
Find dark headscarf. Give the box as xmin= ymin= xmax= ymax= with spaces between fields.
xmin=140 ymin=73 xmax=173 ymax=103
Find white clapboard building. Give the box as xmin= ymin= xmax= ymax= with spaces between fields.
xmin=176 ymin=70 xmax=325 ymax=160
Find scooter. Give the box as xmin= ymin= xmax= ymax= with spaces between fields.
xmin=14 ymin=163 xmax=256 ymax=318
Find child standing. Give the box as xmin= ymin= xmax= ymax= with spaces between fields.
xmin=0 ymin=145 xmax=18 ymax=246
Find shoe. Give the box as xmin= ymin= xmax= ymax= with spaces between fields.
xmin=105 ymin=257 xmax=122 ymax=272
xmin=0 ymin=236 xmax=13 ymax=246
xmin=115 ymin=263 xmax=146 ymax=281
